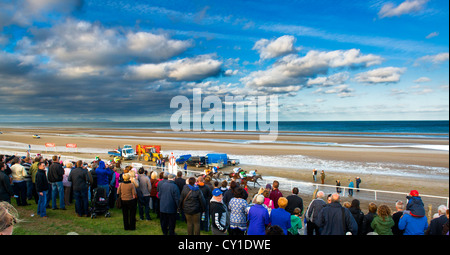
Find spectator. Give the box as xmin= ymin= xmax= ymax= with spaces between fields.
xmin=349 ymin=199 xmax=364 ymax=235
xmin=137 ymin=168 xmax=152 ymax=221
xmin=10 ymin=157 xmax=29 ymax=206
xmin=223 ymin=181 xmax=248 ymax=207
xmin=285 ymin=187 xmax=303 ymax=215
xmin=179 ymin=177 xmax=206 ymax=235
xmin=150 ymin=171 xmax=159 ymax=217
xmin=48 ymin=155 xmax=65 ymax=210
xmin=197 ymin=176 xmax=212 ymax=232
xmin=228 ymin=187 xmax=248 ymax=235
xmin=21 ymin=157 xmax=33 ymax=201
xmin=288 ymin=207 xmax=302 ymax=235
xmin=362 ymin=202 xmax=377 ymax=235
xmin=0 ymin=162 xmax=14 ymax=204
xmin=266 ymin=225 xmax=284 ymax=235
xmin=247 ymin=195 xmax=270 ymax=235
xmin=317 ymin=193 xmax=358 ymax=235
xmin=158 ymin=174 xmax=180 ymax=235
xmin=305 ymin=191 xmax=326 ymax=235
xmin=348 ymin=179 xmax=354 ymax=197
xmin=68 ymin=160 xmax=90 ymax=217
xmin=62 ymin=161 xmax=73 ymax=207
xmin=118 ymin=173 xmax=137 ymax=231
xmin=95 ymin=161 xmax=111 ymax=197
xmin=175 ymin=171 xmax=186 ymax=194
xmin=262 ymin=190 xmax=274 ymax=214
xmin=398 ymin=190 xmax=428 ymax=235
xmin=425 ymin=205 xmax=448 ymax=235
xmin=398 ymin=209 xmax=428 ymax=235
xmin=392 ymin=200 xmax=405 ymax=235
xmin=371 ymin=204 xmax=394 ymax=235
xmin=405 ymin=190 xmax=425 ymax=217
xmin=35 ymin=162 xmax=49 ymax=218
xmin=29 ymin=157 xmax=42 ymax=204
xmin=356 ymin=177 xmax=361 ymax=192
xmin=270 ymin=197 xmax=291 ymax=235
xmin=210 ymin=188 xmax=229 ymax=235
xmin=442 ymin=209 xmax=449 ymax=235
xmin=269 ymin=181 xmax=283 ymax=209
xmin=320 ymin=170 xmax=325 ymax=184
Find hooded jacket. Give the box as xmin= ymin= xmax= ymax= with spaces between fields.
xmin=95 ymin=161 xmax=111 ymax=186
xmin=405 ymin=196 xmax=426 ymax=217
xmin=179 ymin=184 xmax=206 ymax=215
xmin=210 ymin=197 xmax=229 ymax=234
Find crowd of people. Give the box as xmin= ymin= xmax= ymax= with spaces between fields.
xmin=1 ymin=153 xmax=449 ymax=236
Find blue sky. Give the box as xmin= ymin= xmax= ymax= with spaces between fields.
xmin=0 ymin=0 xmax=448 ymax=121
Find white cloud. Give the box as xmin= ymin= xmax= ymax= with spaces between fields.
xmin=315 ymin=84 xmax=355 ymax=98
xmin=426 ymin=32 xmax=439 ymax=39
xmin=414 ymin=52 xmax=449 ymax=66
xmin=354 ymin=67 xmax=406 ymax=84
xmin=307 ymin=72 xmax=350 ymax=87
xmin=253 ymin=35 xmax=298 ymax=60
xmin=242 ymin=49 xmax=383 ymax=89
xmin=0 ymin=0 xmax=82 ymax=27
xmin=22 ymin=19 xmax=193 ymax=68
xmin=125 ymin=54 xmax=222 ymax=82
xmin=413 ymin=77 xmax=431 ymax=83
xmin=378 ymin=0 xmax=429 ymax=18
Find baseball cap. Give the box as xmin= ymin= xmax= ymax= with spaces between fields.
xmin=212 ymin=188 xmax=223 ymax=197
xmin=409 ymin=190 xmax=419 ymax=197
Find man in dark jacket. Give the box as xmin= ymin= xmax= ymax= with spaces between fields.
xmin=317 ymin=193 xmax=358 ymax=235
xmin=305 ymin=191 xmax=326 ymax=235
xmin=0 ymin=162 xmax=14 ymax=203
xmin=210 ymin=188 xmax=229 ymax=235
xmin=197 ymin=176 xmax=212 ymax=232
xmin=179 ymin=177 xmax=206 ymax=235
xmin=68 ymin=160 xmax=91 ymax=217
xmin=285 ymin=187 xmax=304 ymax=215
xmin=158 ymin=174 xmax=180 ymax=235
xmin=425 ymin=205 xmax=448 ymax=235
xmin=35 ymin=162 xmax=49 ymax=217
xmin=47 ymin=155 xmax=65 ymax=210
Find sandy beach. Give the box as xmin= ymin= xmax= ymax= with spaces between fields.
xmin=0 ymin=126 xmax=448 ymax=204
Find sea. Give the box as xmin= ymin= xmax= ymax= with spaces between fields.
xmin=0 ymin=120 xmax=448 ymax=137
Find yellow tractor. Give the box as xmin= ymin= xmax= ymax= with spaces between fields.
xmin=136 ymin=144 xmax=163 ymax=162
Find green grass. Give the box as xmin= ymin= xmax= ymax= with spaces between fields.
xmin=11 ymin=198 xmax=209 ymax=235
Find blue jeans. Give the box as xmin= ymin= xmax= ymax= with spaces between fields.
xmin=51 ymin=182 xmax=65 ymax=209
xmin=37 ymin=191 xmax=47 ymax=217
xmin=74 ymin=189 xmax=89 ymax=216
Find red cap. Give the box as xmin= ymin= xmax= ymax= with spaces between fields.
xmin=409 ymin=190 xmax=419 ymax=196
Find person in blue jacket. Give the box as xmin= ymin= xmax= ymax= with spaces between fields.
xmin=95 ymin=161 xmax=112 ymax=195
xmin=398 ymin=190 xmax=428 ymax=235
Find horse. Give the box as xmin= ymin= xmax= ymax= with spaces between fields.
xmin=194 ymin=171 xmax=224 ymax=182
xmin=244 ymin=174 xmax=263 ymax=188
xmin=226 ymin=173 xmax=263 ymax=188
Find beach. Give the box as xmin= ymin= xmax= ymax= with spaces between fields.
xmin=0 ymin=126 xmax=448 ymax=204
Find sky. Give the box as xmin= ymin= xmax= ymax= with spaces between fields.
xmin=0 ymin=0 xmax=448 ymax=122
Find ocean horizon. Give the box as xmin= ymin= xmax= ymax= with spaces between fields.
xmin=0 ymin=120 xmax=448 ymax=135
